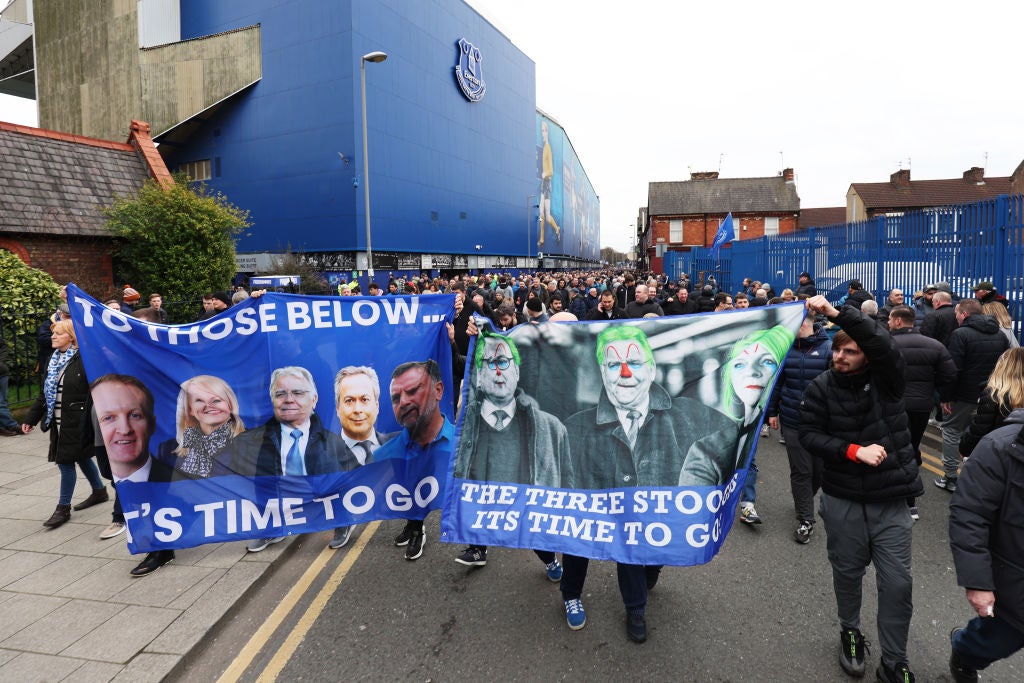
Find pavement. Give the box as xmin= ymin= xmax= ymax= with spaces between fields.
xmin=0 ymin=428 xmax=295 ymax=683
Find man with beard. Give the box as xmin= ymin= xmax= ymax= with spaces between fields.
xmin=375 ymin=360 xmax=454 ymax=561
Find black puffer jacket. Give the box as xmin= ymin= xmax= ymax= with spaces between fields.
xmin=949 ymin=411 xmax=1024 ymax=634
xmin=890 ymin=328 xmax=957 ymax=412
xmin=948 ymin=314 xmax=1010 ymax=402
xmin=921 ymin=304 xmax=958 ymax=347
xmin=767 ymin=324 xmax=831 ymax=429
xmin=799 ymin=306 xmax=923 ymax=502
xmin=958 ymin=388 xmax=1012 ymax=458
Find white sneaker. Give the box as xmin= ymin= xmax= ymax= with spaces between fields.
xmin=100 ymin=522 xmax=126 ymax=539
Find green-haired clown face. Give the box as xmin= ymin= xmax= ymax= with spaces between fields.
xmin=723 ymin=325 xmax=794 ymax=411
xmin=596 ymin=326 xmax=655 ymax=410
xmin=476 ymin=334 xmax=520 ymax=406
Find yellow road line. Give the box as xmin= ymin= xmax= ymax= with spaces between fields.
xmin=256 ymin=521 xmax=380 ymax=683
xmin=217 ymin=538 xmax=338 ymax=683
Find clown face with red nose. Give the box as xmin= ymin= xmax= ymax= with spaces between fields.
xmin=599 ymin=331 xmax=655 ymax=412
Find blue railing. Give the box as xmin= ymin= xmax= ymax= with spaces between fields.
xmin=663 ymin=194 xmax=1024 ymax=316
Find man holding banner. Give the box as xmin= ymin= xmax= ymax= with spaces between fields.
xmin=91 ymin=374 xmax=183 ymax=576
xmin=560 ymin=325 xmax=732 ymax=643
xmin=376 ymin=360 xmax=455 ymax=561
xmin=800 ymin=295 xmax=922 ymax=683
xmin=451 ymin=329 xmax=570 ymax=572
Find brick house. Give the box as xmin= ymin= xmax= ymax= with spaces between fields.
xmin=643 ymin=169 xmax=800 ymax=273
xmin=846 ymin=167 xmax=1019 ymax=222
xmin=0 ymin=120 xmax=172 ymax=296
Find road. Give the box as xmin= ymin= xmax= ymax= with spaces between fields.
xmin=172 ymin=428 xmax=1022 ymax=682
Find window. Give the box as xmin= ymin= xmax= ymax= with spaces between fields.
xmin=764 ymin=217 xmax=779 ymax=236
xmin=669 ymin=219 xmax=682 ymax=243
xmin=179 ymin=159 xmax=211 ymax=181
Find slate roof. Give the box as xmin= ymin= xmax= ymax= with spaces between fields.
xmin=850 ymin=176 xmax=1011 ymax=210
xmin=798 ymin=206 xmax=846 ymax=230
xmin=0 ymin=122 xmax=156 ymax=237
xmin=648 ymin=176 xmax=800 ymax=216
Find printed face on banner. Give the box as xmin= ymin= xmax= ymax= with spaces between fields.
xmin=187 ymin=383 xmax=232 ymax=433
xmin=729 ymin=343 xmax=780 ymax=408
xmin=336 ymin=373 xmax=379 ymax=441
xmin=94 ymin=381 xmax=152 ymax=476
xmin=477 ymin=337 xmax=519 ymax=406
xmin=272 ymin=373 xmax=318 ymax=427
xmin=391 ymin=367 xmax=441 ymax=437
xmin=600 ymin=339 xmax=653 ymax=410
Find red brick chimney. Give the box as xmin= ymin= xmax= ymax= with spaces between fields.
xmin=782 ymin=168 xmax=794 ymax=182
xmin=962 ymin=167 xmax=985 ymax=184
xmin=128 ymin=120 xmax=174 ymax=188
xmin=890 ymin=169 xmax=910 ymax=187
xmin=690 ymin=171 xmax=719 ymax=180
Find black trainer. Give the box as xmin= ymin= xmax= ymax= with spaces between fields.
xmin=839 ymin=627 xmax=868 ymax=677
xmin=394 ymin=524 xmax=414 ymax=546
xmin=875 ymin=660 xmax=914 ymax=683
xmin=949 ymin=629 xmax=979 ymax=683
xmin=455 ymin=546 xmax=487 ymax=566
xmin=404 ymin=530 xmax=425 ymax=560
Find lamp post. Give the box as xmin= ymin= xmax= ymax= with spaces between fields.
xmin=526 ymin=194 xmax=536 ymax=263
xmin=361 ymin=50 xmax=387 ymax=279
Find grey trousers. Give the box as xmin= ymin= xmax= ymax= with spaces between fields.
xmin=940 ymin=400 xmax=977 ymax=477
xmin=819 ymin=493 xmax=914 ymax=666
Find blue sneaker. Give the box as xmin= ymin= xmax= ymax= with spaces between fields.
xmin=565 ymin=598 xmax=586 ymax=630
xmin=545 ymin=559 xmax=563 ymax=582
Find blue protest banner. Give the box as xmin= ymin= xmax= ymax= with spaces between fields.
xmin=440 ymin=303 xmax=805 ymax=566
xmin=66 ymin=284 xmax=455 ymax=553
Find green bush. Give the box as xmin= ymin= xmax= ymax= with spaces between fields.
xmin=105 ymin=174 xmax=250 ymax=311
xmin=0 ymin=250 xmax=61 ymax=387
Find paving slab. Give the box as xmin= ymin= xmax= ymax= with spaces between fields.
xmin=113 ymin=564 xmax=217 ymax=609
xmin=60 ymin=605 xmax=181 ymax=664
xmin=0 ymin=552 xmax=62 ymax=589
xmin=5 ymin=555 xmax=110 ymax=594
xmin=0 ymin=598 xmax=124 ymax=654
xmin=0 ymin=651 xmax=84 ymax=682
xmin=64 ymin=659 xmax=124 ymax=683
xmin=0 ymin=593 xmax=68 ymax=642
xmin=54 ymin=559 xmax=140 ymax=601
xmin=110 ymin=653 xmax=179 ymax=683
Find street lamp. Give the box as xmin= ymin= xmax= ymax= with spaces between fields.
xmin=361 ymin=50 xmax=388 ymax=278
xmin=526 ymin=194 xmax=536 ymax=262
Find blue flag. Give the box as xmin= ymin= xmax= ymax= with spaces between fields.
xmin=709 ymin=212 xmax=735 ymax=261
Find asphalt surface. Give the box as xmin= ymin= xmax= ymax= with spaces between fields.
xmin=201 ymin=429 xmax=1022 ymax=682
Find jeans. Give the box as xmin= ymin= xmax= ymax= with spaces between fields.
xmin=740 ymin=456 xmax=758 ymax=504
xmin=940 ymin=401 xmax=978 ymax=477
xmin=57 ymin=459 xmax=105 ymax=505
xmin=952 ymin=613 xmax=1024 ymax=670
xmin=560 ymin=555 xmax=658 ymax=613
xmin=820 ymin=493 xmax=914 ymax=666
xmin=0 ymin=374 xmax=20 ymax=430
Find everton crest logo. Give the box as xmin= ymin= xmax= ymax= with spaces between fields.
xmin=455 ymin=38 xmax=486 ymax=102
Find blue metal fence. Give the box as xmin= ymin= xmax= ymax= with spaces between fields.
xmin=663 ymin=194 xmax=1024 ymax=312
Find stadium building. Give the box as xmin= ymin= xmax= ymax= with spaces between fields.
xmin=0 ymin=0 xmax=600 ymax=283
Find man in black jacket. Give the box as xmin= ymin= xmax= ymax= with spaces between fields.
xmin=585 ymin=290 xmax=627 ymax=321
xmin=795 ymin=271 xmax=817 ymax=298
xmin=624 ymin=284 xmax=663 ymax=318
xmin=921 ymin=291 xmax=958 ymax=347
xmin=948 ymin=411 xmax=1024 ymax=682
xmin=800 ymin=296 xmax=923 ymax=683
xmin=936 ymin=299 xmax=1009 ymax=492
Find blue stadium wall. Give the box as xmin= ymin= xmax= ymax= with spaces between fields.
xmin=161 ymin=0 xmax=596 ymax=270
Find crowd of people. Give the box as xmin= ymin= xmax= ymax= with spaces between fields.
xmin=3 ymin=268 xmax=1021 ymax=681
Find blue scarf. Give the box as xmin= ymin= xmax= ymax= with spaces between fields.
xmin=43 ymin=346 xmax=77 ymax=427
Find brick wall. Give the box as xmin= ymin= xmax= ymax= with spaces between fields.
xmin=1 ymin=234 xmax=114 ymax=296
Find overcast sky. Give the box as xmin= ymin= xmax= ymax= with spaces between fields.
xmin=4 ymin=1 xmax=1023 ymax=252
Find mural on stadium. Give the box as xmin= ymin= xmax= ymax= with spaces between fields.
xmin=536 ymin=113 xmax=600 ymax=262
